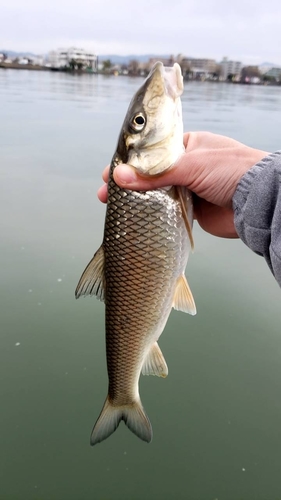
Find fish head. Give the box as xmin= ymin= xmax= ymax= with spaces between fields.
xmin=117 ymin=62 xmax=184 ymax=175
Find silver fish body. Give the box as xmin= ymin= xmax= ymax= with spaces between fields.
xmin=76 ymin=62 xmax=196 ymax=445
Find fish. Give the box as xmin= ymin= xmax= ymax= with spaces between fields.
xmin=75 ymin=61 xmax=196 ymax=446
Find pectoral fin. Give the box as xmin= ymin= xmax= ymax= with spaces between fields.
xmin=142 ymin=342 xmax=168 ymax=377
xmin=172 ymin=275 xmax=196 ymax=315
xmin=175 ymin=186 xmax=194 ymax=251
xmin=75 ymin=244 xmax=105 ymax=301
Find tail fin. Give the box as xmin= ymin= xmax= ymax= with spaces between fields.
xmin=90 ymin=396 xmax=152 ymax=446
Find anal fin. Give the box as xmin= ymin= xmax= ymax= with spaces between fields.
xmin=142 ymin=342 xmax=168 ymax=378
xmin=172 ymin=274 xmax=196 ymax=315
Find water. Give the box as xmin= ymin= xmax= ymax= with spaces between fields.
xmin=0 ymin=69 xmax=281 ymax=500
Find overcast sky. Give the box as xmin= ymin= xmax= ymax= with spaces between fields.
xmin=2 ymin=0 xmax=281 ymax=65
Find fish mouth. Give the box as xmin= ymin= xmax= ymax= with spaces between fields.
xmin=150 ymin=61 xmax=183 ymax=100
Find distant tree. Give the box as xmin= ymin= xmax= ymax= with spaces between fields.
xmin=178 ymin=59 xmax=191 ymax=79
xmin=262 ymin=74 xmax=277 ymax=84
xmin=142 ymin=63 xmax=150 ymax=77
xmin=128 ymin=59 xmax=140 ymax=76
xmin=168 ymin=55 xmax=175 ymax=66
xmin=227 ymin=73 xmax=235 ymax=81
xmin=102 ymin=59 xmax=112 ymax=72
xmin=241 ymin=66 xmax=261 ymax=82
xmin=69 ymin=59 xmax=76 ymax=70
xmin=213 ymin=64 xmax=222 ymax=79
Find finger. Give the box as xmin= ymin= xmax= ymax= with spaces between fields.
xmin=185 ymin=131 xmax=245 ymax=153
xmin=194 ymin=198 xmax=238 ymax=238
xmin=183 ymin=132 xmax=191 ymax=148
xmin=97 ymin=184 xmax=108 ymax=203
xmin=102 ymin=165 xmax=110 ymax=183
xmin=113 ymin=162 xmax=190 ymax=191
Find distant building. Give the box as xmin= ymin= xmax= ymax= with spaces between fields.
xmin=48 ymin=47 xmax=98 ymax=71
xmin=240 ymin=66 xmax=261 ymax=84
xmin=18 ymin=58 xmax=29 ymax=65
xmin=181 ymin=57 xmax=217 ymax=73
xmin=147 ymin=56 xmax=175 ymax=71
xmin=220 ymin=57 xmax=242 ymax=81
xmin=264 ymin=67 xmax=281 ymax=80
xmin=259 ymin=63 xmax=274 ymax=75
xmin=29 ymin=54 xmax=45 ymax=66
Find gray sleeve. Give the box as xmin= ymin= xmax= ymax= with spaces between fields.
xmin=233 ymin=151 xmax=281 ymax=287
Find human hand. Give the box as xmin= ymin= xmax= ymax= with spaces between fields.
xmin=98 ymin=132 xmax=268 ymax=238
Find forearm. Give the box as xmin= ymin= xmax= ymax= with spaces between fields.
xmin=233 ymin=151 xmax=281 ymax=286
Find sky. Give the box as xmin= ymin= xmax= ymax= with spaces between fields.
xmin=2 ymin=0 xmax=281 ymax=66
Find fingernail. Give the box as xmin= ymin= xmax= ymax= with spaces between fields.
xmin=115 ymin=164 xmax=137 ymax=185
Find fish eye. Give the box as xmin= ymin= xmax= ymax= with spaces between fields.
xmin=131 ymin=113 xmax=146 ymax=132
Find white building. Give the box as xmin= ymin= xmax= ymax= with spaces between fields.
xmin=29 ymin=54 xmax=45 ymax=66
xmin=221 ymin=57 xmax=242 ymax=80
xmin=48 ymin=47 xmax=98 ymax=71
xmin=181 ymin=57 xmax=217 ymax=73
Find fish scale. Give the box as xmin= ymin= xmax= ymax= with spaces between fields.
xmin=104 ymin=163 xmax=186 ymax=401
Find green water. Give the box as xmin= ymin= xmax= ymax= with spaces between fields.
xmin=1 ymin=69 xmax=281 ymax=500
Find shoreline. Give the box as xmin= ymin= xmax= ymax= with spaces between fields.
xmin=0 ymin=62 xmax=49 ymax=71
xmin=0 ymin=62 xmax=280 ymax=85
